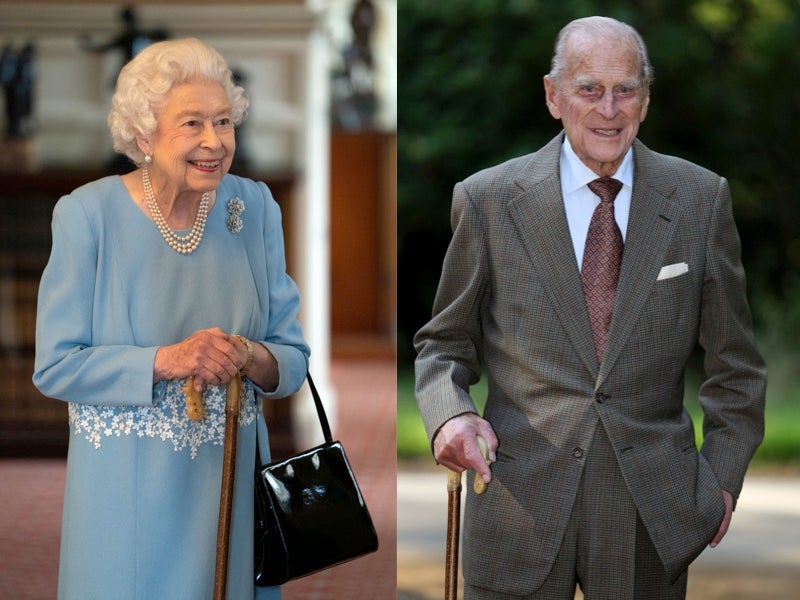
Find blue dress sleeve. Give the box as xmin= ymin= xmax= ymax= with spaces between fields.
xmin=32 ymin=192 xmax=161 ymax=406
xmin=251 ymin=181 xmax=310 ymax=399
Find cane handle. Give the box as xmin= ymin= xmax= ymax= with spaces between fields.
xmin=447 ymin=468 xmax=462 ymax=492
xmin=473 ymin=434 xmax=491 ymax=495
xmin=183 ymin=376 xmax=205 ymax=421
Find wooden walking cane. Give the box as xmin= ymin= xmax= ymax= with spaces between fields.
xmin=444 ymin=435 xmax=491 ymax=600
xmin=213 ymin=374 xmax=242 ymax=600
xmin=445 ymin=467 xmax=462 ymax=600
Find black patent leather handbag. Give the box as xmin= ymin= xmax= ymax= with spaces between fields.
xmin=254 ymin=373 xmax=379 ymax=586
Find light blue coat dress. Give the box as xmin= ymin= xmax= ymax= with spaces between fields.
xmin=33 ymin=174 xmax=310 ymax=600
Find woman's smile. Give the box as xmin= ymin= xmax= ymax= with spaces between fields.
xmin=189 ymin=158 xmax=223 ymax=172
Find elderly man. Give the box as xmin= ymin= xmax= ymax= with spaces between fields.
xmin=414 ymin=16 xmax=766 ymax=600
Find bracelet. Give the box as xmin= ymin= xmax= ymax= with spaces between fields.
xmin=234 ymin=335 xmax=254 ymax=376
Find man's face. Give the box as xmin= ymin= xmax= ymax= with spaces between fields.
xmin=544 ymin=33 xmax=650 ymax=177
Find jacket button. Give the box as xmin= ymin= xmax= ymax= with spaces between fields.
xmin=572 ymin=447 xmax=584 ymax=459
xmin=595 ymin=393 xmax=608 ymax=404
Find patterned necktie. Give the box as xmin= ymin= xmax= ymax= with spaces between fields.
xmin=581 ymin=177 xmax=623 ymax=362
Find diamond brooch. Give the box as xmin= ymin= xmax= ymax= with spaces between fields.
xmin=226 ymin=197 xmax=244 ymax=233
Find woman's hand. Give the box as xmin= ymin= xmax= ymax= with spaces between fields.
xmin=231 ymin=335 xmax=279 ymax=393
xmin=154 ymin=328 xmax=242 ymax=391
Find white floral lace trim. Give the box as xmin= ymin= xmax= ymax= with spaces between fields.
xmin=68 ymin=379 xmax=257 ymax=459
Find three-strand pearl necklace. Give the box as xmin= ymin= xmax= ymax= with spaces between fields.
xmin=142 ymin=167 xmax=210 ymax=255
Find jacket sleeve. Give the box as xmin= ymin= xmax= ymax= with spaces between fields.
xmin=414 ymin=181 xmax=486 ymax=443
xmin=252 ymin=181 xmax=310 ymax=399
xmin=697 ymin=176 xmax=766 ymax=501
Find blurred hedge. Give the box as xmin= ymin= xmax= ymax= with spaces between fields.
xmin=398 ymin=0 xmax=800 ymax=365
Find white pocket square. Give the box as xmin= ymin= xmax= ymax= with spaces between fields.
xmin=657 ymin=262 xmax=689 ymax=281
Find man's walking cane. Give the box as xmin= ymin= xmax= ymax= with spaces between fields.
xmin=445 ymin=467 xmax=462 ymax=600
xmin=445 ymin=435 xmax=491 ymax=600
xmin=185 ymin=374 xmax=242 ymax=600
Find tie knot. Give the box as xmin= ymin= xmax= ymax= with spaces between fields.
xmin=588 ymin=177 xmax=622 ymax=204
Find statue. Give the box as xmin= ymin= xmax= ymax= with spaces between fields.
xmin=0 ymin=42 xmax=37 ymax=171
xmin=350 ymin=0 xmax=376 ymax=70
xmin=1 ymin=42 xmax=36 ymax=139
xmin=332 ymin=0 xmax=378 ymax=130
xmin=230 ymin=69 xmax=251 ymax=173
xmin=79 ymin=6 xmax=168 ymax=172
xmin=80 ymin=6 xmax=168 ymax=86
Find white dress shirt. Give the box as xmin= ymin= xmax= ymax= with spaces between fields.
xmin=559 ymin=136 xmax=634 ymax=271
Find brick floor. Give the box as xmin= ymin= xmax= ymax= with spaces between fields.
xmin=0 ymin=358 xmax=397 ymax=599
xmin=282 ymin=359 xmax=397 ymax=599
xmin=0 ymin=458 xmax=64 ymax=600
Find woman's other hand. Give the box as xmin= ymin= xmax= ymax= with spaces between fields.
xmin=231 ymin=335 xmax=279 ymax=393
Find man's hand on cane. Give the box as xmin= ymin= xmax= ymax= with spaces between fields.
xmin=434 ymin=413 xmax=498 ymax=485
xmin=440 ymin=414 xmax=497 ymax=600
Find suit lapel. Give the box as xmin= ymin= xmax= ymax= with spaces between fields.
xmin=508 ymin=135 xmax=599 ymax=377
xmin=505 ymin=137 xmax=683 ymax=383
xmin=598 ymin=141 xmax=682 ymax=385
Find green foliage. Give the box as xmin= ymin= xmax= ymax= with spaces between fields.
xmin=396 ymin=369 xmax=431 ymax=458
xmin=398 ymin=0 xmax=800 ymax=363
xmin=397 ymin=367 xmax=488 ymax=459
xmin=684 ymin=363 xmax=800 ymax=464
xmin=755 ymin=403 xmax=800 ymax=462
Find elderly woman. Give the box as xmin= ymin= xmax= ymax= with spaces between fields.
xmin=33 ymin=38 xmax=308 ymax=599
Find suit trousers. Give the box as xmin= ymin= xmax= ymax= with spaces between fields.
xmin=464 ymin=425 xmax=689 ymax=600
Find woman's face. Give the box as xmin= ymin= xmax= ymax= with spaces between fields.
xmin=142 ymin=81 xmax=236 ymax=196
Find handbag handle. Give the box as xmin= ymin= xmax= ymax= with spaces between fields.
xmin=256 ymin=373 xmax=332 ymax=467
xmin=305 ymin=373 xmax=333 ymax=444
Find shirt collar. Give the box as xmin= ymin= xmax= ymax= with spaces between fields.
xmin=560 ymin=135 xmax=634 ymax=193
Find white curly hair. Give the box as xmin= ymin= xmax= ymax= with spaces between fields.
xmin=108 ymin=37 xmax=249 ymax=166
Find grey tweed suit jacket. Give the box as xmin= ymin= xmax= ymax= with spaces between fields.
xmin=414 ymin=133 xmax=766 ymax=594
